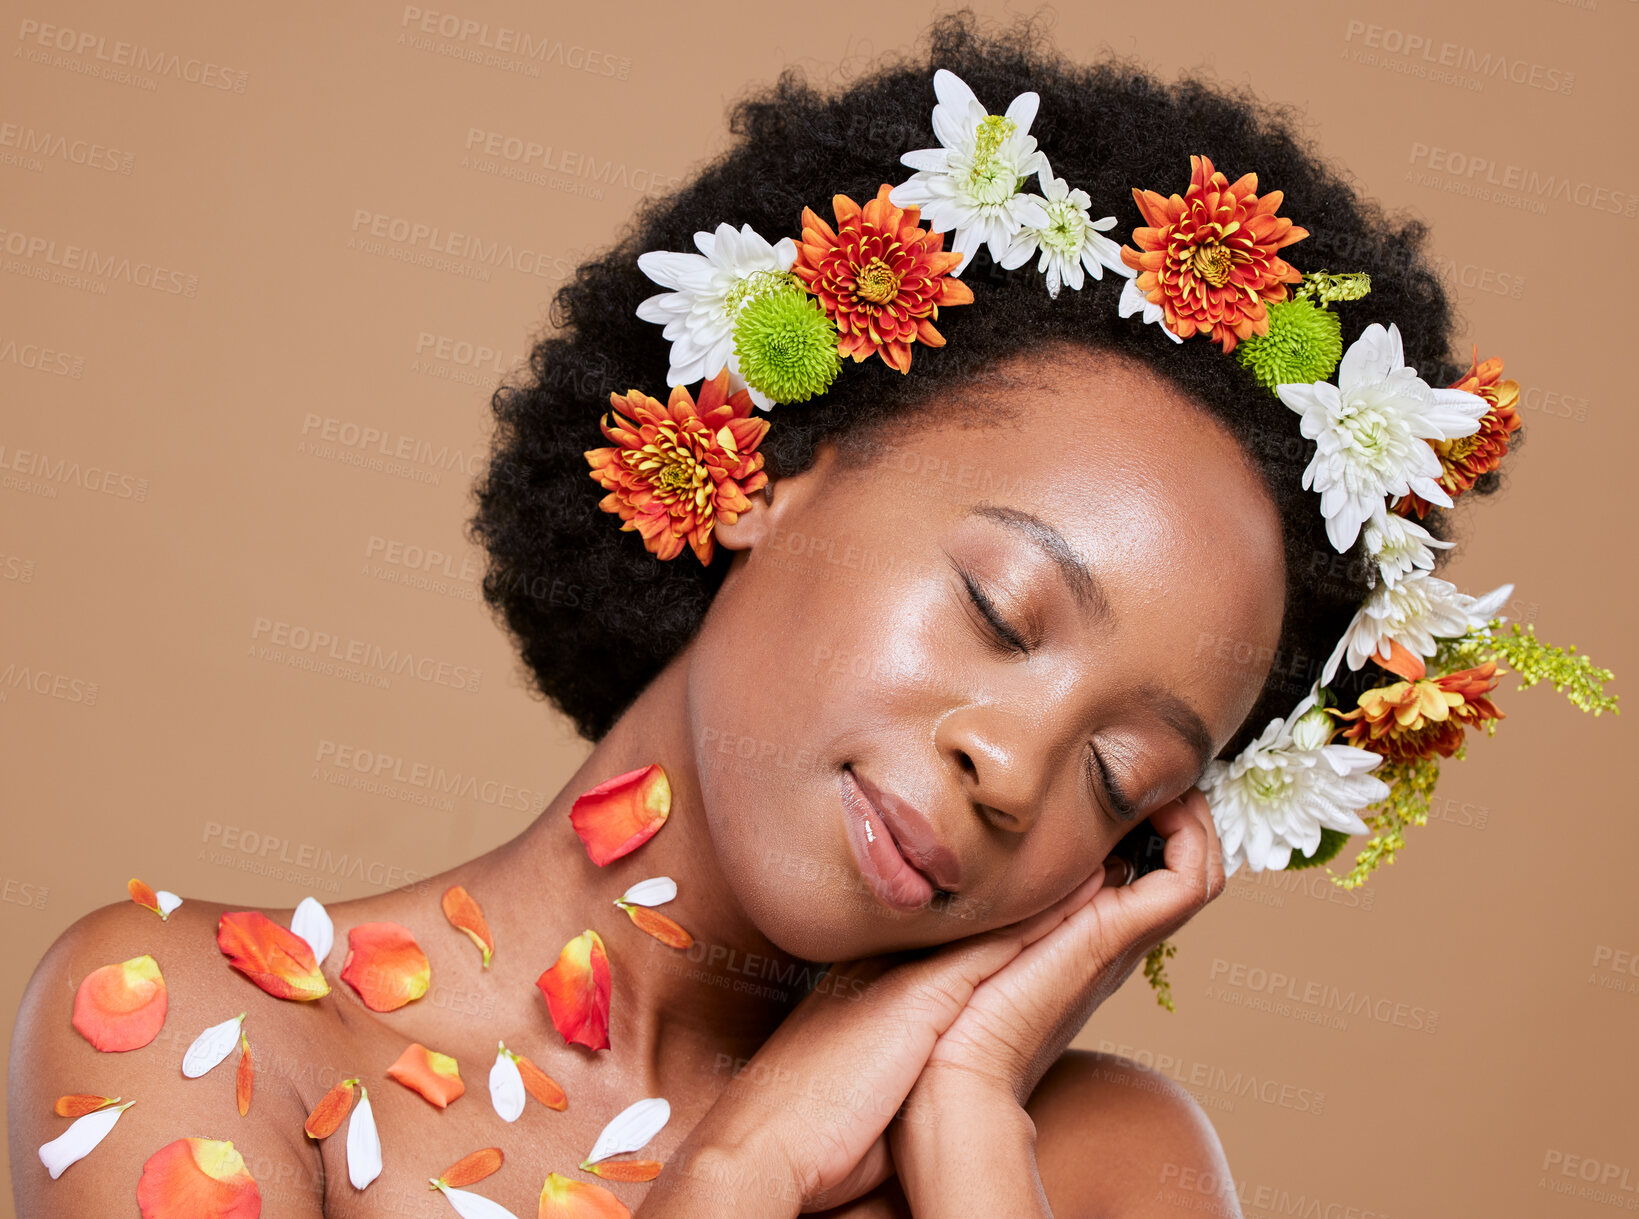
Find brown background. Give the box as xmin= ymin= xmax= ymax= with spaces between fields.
xmin=2 ymin=1 xmax=1633 ymax=1215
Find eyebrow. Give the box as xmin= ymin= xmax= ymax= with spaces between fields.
xmin=968 ymin=502 xmax=1216 ymax=784
xmin=968 ymin=503 xmax=1112 ymax=627
xmin=1138 ymin=683 xmax=1217 ymax=789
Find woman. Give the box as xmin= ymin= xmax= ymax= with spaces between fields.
xmin=8 ymin=12 xmax=1532 ymax=1217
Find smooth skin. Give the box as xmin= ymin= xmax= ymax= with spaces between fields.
xmin=9 ymin=344 xmax=1286 ymax=1217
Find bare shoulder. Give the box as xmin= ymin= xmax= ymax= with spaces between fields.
xmin=1027 ymin=1049 xmax=1242 ymax=1219
xmin=8 ymin=898 xmax=333 ymax=1217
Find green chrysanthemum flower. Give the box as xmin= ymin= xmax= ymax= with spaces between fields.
xmin=1235 ymin=298 xmax=1345 ymax=393
xmin=731 ymin=280 xmax=841 ymax=405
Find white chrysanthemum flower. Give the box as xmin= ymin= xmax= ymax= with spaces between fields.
xmin=634 ymin=222 xmax=798 ymax=411
xmin=998 ymin=164 xmax=1128 ymax=299
xmin=1320 ymin=573 xmax=1514 ymax=686
xmin=1362 ymin=511 xmax=1453 ymax=589
xmin=888 ymin=68 xmax=1050 ymax=277
xmin=1118 ymin=276 xmax=1183 ymax=344
xmin=1199 ymin=694 xmax=1388 ymax=876
xmin=1276 ymin=323 xmax=1490 ymax=552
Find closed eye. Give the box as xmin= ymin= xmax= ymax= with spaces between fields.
xmin=955 ymin=560 xmax=1031 ymax=656
xmin=1088 ymin=748 xmax=1139 ymax=821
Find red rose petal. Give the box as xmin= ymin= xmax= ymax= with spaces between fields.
xmin=216 ymin=911 xmax=329 ymax=1001
xmin=569 ymin=765 xmax=671 ymax=866
xmin=536 ymin=931 xmax=611 ymax=1052
xmin=338 ymin=921 xmax=429 ymax=1012
xmin=72 ymin=955 xmax=167 ymax=1052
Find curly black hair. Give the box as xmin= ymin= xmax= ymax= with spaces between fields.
xmin=469 ymin=12 xmax=1517 ymax=806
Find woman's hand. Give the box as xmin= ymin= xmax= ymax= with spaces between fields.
xmin=886 ymin=788 xmax=1227 ymax=1216
xmin=636 ymin=789 xmax=1226 ymax=1218
xmin=913 ymin=787 xmax=1224 ymax=1106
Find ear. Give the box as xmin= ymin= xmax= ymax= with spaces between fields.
xmin=713 ymin=441 xmax=840 ymax=553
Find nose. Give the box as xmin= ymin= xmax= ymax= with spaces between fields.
xmin=934 ymin=704 xmax=1048 ymax=834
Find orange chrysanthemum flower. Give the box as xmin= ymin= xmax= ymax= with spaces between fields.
xmin=1119 ymin=155 xmax=1309 ymax=352
xmin=1392 ymin=350 xmax=1523 ymax=519
xmin=1333 ymin=659 xmax=1505 ymax=764
xmin=792 ymin=182 xmax=974 ymax=374
xmin=585 ymin=369 xmax=769 ymax=565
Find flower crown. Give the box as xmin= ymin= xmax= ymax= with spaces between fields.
xmin=585 ymin=68 xmax=1617 ymax=1001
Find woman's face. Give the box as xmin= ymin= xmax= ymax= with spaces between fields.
xmin=687 ymin=345 xmax=1286 ymax=961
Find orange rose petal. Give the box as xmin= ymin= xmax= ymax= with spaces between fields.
xmin=437 ymin=1147 xmax=503 ymax=1188
xmin=617 ymin=903 xmax=693 ymax=951
xmin=128 ymin=878 xmax=161 ymax=916
xmin=136 ymin=1137 xmax=261 ymax=1219
xmin=302 ymin=1078 xmax=359 ymax=1139
xmin=217 ymin=910 xmax=330 ymax=1001
xmin=386 ymin=1043 xmax=465 ymax=1108
xmin=536 ymin=931 xmax=611 ymax=1052
xmin=583 ymin=1159 xmax=662 ymax=1183
xmin=441 ymin=885 xmax=494 ymax=967
xmin=569 ymin=764 xmax=671 ymax=866
xmin=235 ymin=1033 xmax=254 ymax=1117
xmin=54 ymin=1094 xmax=120 ymax=1117
xmin=515 ymin=1053 xmax=568 ymax=1111
xmin=538 ymin=1172 xmax=631 ymax=1219
xmin=340 ymin=921 xmax=430 ymax=1012
xmin=1375 ymin=636 xmax=1427 ymax=683
xmin=72 ymin=955 xmax=167 ymax=1052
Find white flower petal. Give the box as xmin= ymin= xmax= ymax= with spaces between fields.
xmin=1466 ymin=582 xmax=1515 ymax=620
xmin=39 ymin=1101 xmax=132 ymax=1179
xmin=1003 ymin=90 xmax=1041 ymax=133
xmin=155 ymin=891 xmax=183 ymax=918
xmin=183 ymin=1013 xmax=246 ymax=1078
xmin=433 ymin=1183 xmax=522 ymax=1219
xmin=898 ymin=147 xmax=949 ymax=173
xmin=490 ymin=1043 xmax=525 ymax=1123
xmin=291 ymin=896 xmax=334 ymax=966
xmin=619 ymin=877 xmax=678 ymax=907
xmin=586 ymin=1097 xmax=671 ymax=1165
xmin=347 ymin=1088 xmax=382 ymax=1190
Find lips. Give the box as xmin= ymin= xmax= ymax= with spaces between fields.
xmin=840 ymin=767 xmax=961 ymax=912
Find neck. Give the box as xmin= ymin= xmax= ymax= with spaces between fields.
xmin=478 ymin=647 xmax=817 ymax=1093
